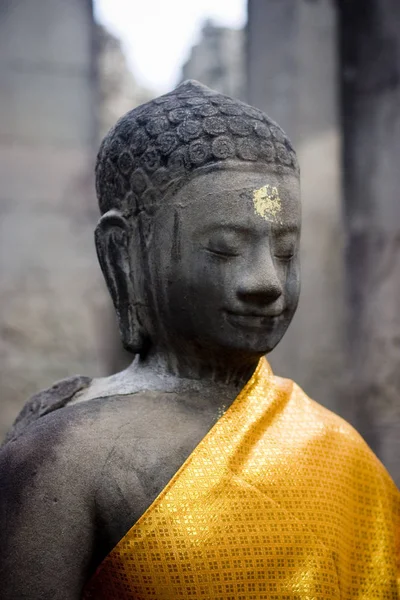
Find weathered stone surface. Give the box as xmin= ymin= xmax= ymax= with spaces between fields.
xmin=0 ymin=0 xmax=109 ymax=440
xmin=338 ymin=0 xmax=400 ymax=484
xmin=247 ymin=0 xmax=346 ymax=416
xmin=3 ymin=375 xmax=92 ymax=446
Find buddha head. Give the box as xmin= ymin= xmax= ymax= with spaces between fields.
xmin=95 ymin=80 xmax=301 ymax=369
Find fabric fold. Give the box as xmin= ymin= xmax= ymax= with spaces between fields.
xmin=83 ymin=358 xmax=400 ymax=599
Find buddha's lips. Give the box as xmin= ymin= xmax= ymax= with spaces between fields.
xmin=224 ymin=310 xmax=283 ymax=329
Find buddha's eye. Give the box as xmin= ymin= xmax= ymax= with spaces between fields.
xmin=206 ymin=247 xmax=240 ymax=258
xmin=203 ymin=231 xmax=243 ymax=258
xmin=274 ymin=251 xmax=294 ymax=262
xmin=272 ymin=233 xmax=297 ymax=262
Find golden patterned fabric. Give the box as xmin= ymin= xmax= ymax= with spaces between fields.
xmin=83 ymin=359 xmax=400 ymax=599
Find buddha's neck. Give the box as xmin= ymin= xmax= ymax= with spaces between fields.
xmin=71 ymin=346 xmax=262 ymax=407
xmin=137 ymin=345 xmax=260 ymax=388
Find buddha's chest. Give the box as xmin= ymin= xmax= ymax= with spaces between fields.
xmin=92 ymin=397 xmax=222 ymax=562
xmin=86 ymin=443 xmax=345 ymax=600
xmin=83 ymin=383 xmax=399 ymax=600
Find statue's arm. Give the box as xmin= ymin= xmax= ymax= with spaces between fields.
xmin=0 ymin=422 xmax=95 ymax=599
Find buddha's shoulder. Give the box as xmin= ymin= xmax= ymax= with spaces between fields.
xmin=2 ymin=374 xmax=92 ymax=446
xmin=0 ymin=389 xmax=132 ymax=515
xmin=2 ymin=375 xmax=164 ymax=454
xmin=275 ymin=374 xmax=361 ymax=439
xmin=276 ymin=375 xmax=398 ymax=491
xmin=0 ymin=382 xmax=168 ymax=488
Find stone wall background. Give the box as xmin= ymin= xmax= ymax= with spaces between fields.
xmin=0 ymin=0 xmax=105 ymax=439
xmin=337 ymin=0 xmax=400 ymax=484
xmin=97 ymin=24 xmax=153 ymax=138
xmin=0 ymin=1 xmax=152 ymax=439
xmin=181 ymin=20 xmax=246 ymax=102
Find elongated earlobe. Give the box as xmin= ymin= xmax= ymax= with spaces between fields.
xmin=95 ymin=210 xmax=148 ymax=354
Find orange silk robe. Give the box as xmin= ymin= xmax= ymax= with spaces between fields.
xmin=83 ymin=359 xmax=400 ymax=599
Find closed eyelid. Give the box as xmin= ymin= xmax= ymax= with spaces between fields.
xmin=200 ymin=230 xmax=244 ymax=258
xmin=270 ymin=229 xmax=299 ymax=249
xmin=202 ymin=237 xmax=242 ymax=254
xmin=270 ymin=224 xmax=300 ymax=237
xmin=204 ymin=247 xmax=240 ymax=258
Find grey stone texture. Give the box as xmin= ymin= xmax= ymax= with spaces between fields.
xmin=0 ymin=0 xmax=109 ymax=440
xmin=2 ymin=375 xmax=91 ymax=446
xmin=247 ymin=0 xmax=346 ymax=418
xmin=338 ymin=0 xmax=400 ymax=484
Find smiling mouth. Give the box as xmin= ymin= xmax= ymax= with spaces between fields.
xmin=224 ymin=311 xmax=283 ymax=329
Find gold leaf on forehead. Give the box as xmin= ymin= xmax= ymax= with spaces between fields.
xmin=253 ymin=184 xmax=282 ymax=223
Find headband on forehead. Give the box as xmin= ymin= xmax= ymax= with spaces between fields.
xmin=96 ymin=80 xmax=299 ymax=217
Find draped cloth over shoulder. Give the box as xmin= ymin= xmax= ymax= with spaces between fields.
xmin=83 ymin=359 xmax=400 ymax=599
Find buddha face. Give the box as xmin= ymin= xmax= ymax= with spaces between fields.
xmin=144 ymin=167 xmax=301 ymax=357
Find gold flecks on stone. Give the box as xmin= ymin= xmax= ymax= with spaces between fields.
xmin=253 ymin=184 xmax=282 ymax=223
xmin=216 ymin=404 xmax=227 ymax=419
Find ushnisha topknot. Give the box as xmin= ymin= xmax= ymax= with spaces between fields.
xmin=96 ymin=80 xmax=299 ymax=217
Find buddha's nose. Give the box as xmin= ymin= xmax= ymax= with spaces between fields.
xmin=236 ymin=250 xmax=283 ymax=307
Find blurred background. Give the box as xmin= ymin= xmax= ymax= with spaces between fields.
xmin=0 ymin=0 xmax=399 ymax=484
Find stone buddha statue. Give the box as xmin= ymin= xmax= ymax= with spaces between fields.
xmin=1 ymin=81 xmax=399 ymax=599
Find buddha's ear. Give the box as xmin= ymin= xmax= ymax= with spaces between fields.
xmin=95 ymin=209 xmax=148 ymax=355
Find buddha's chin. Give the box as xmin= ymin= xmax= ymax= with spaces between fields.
xmin=217 ymin=316 xmax=289 ymax=356
xmin=234 ymin=336 xmax=283 ymax=356
xmin=208 ymin=326 xmax=288 ymax=358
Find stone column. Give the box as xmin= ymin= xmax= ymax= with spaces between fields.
xmin=247 ymin=0 xmax=346 ymax=415
xmin=0 ymin=0 xmax=108 ymax=438
xmin=338 ymin=0 xmax=400 ymax=484
xmin=247 ymin=0 xmax=299 ymax=138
